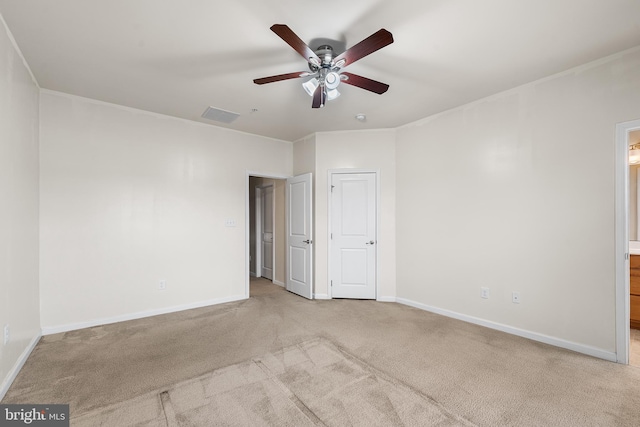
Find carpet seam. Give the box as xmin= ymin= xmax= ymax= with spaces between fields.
xmin=254 ymin=358 xmax=327 ymax=426
xmin=324 ymin=338 xmax=478 ymax=427
xmin=159 ymin=390 xmax=175 ymax=427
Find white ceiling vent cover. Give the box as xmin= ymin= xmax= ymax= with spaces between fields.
xmin=201 ymin=106 xmax=240 ymax=123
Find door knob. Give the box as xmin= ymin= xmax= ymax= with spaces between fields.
xmin=303 ymin=239 xmax=312 ymax=244
xmin=366 ymin=240 xmax=375 ymax=245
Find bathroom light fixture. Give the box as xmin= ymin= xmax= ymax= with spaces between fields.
xmin=630 ymin=144 xmax=640 ymax=165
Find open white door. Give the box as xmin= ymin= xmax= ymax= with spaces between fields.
xmin=286 ymin=173 xmax=313 ymax=299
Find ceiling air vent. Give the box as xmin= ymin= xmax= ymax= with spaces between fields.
xmin=201 ymin=106 xmax=240 ymax=124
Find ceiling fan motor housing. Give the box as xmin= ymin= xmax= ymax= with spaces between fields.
xmin=308 ymin=45 xmax=335 ymax=72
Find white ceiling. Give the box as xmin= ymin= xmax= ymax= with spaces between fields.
xmin=1 ymin=0 xmax=640 ymax=141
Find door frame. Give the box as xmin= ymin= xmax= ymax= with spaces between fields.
xmin=255 ymin=184 xmax=275 ymax=281
xmin=327 ymin=169 xmax=380 ymax=300
xmin=245 ymin=171 xmax=289 ymax=298
xmin=615 ymin=119 xmax=640 ymax=363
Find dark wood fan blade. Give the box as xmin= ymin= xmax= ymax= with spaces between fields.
xmin=253 ymin=71 xmax=309 ymax=85
xmin=333 ymin=29 xmax=393 ymax=68
xmin=312 ymin=85 xmax=324 ymax=108
xmin=271 ymin=24 xmax=321 ymax=65
xmin=340 ymin=72 xmax=389 ymax=94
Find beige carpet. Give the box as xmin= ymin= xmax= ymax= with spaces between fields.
xmin=630 ymin=328 xmax=640 ymax=367
xmin=73 ymin=339 xmax=472 ymax=426
xmin=3 ymin=278 xmax=640 ymax=426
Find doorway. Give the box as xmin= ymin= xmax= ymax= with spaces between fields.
xmin=247 ymin=175 xmax=287 ymax=297
xmin=615 ymin=119 xmax=640 ymax=364
xmin=625 ymin=127 xmax=640 ymax=366
xmin=258 ymin=184 xmax=274 ymax=280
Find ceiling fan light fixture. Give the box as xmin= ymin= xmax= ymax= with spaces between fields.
xmin=327 ymin=88 xmax=340 ymax=101
xmin=325 ymin=71 xmax=340 ymax=90
xmin=302 ymin=78 xmax=319 ymax=96
xmin=254 ymin=25 xmax=394 ymax=109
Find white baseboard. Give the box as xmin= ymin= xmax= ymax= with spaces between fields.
xmin=42 ymin=295 xmax=246 ymax=335
xmin=314 ymin=294 xmax=330 ymax=300
xmin=396 ymin=297 xmax=617 ymax=362
xmin=0 ymin=332 xmax=41 ymax=401
xmin=377 ymin=296 xmax=397 ymax=303
xmin=273 ymin=279 xmax=285 ymax=287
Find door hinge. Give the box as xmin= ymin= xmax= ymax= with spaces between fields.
xmin=331 ymin=280 xmax=333 ymax=286
xmin=331 ymin=185 xmax=335 ymax=192
xmin=331 ymin=233 xmax=333 ymax=240
xmin=626 ymin=252 xmax=630 ymax=260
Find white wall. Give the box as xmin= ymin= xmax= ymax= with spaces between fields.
xmin=396 ymin=47 xmax=640 ymax=354
xmin=0 ymin=14 xmax=40 ymax=397
xmin=293 ymin=134 xmax=316 ymax=176
xmin=314 ymin=130 xmax=396 ymax=300
xmin=39 ymin=91 xmax=292 ymax=331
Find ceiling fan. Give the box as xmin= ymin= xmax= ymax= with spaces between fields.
xmin=254 ymin=25 xmax=394 ymax=108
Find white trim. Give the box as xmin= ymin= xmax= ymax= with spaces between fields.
xmin=271 ymin=182 xmax=277 ymax=282
xmin=376 ymin=296 xmax=397 ymax=303
xmin=397 ymin=297 xmax=617 ymax=362
xmin=615 ymin=119 xmax=640 ymax=364
xmin=315 ymin=128 xmax=396 ymax=138
xmin=0 ymin=332 xmax=41 ymax=400
xmin=273 ymin=279 xmax=285 ymax=287
xmin=314 ymin=294 xmax=330 ymax=300
xmin=42 ymin=295 xmax=245 ymax=335
xmin=245 ymin=173 xmax=251 ymax=298
xmin=255 ymin=186 xmax=263 ymax=280
xmin=40 ymin=90 xmax=293 ymax=143
xmin=327 ymin=169 xmax=380 ymax=300
xmin=0 ymin=12 xmax=39 ymax=87
xmin=398 ymin=45 xmax=640 ymax=132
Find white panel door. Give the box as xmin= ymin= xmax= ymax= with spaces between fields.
xmin=261 ymin=185 xmax=274 ymax=280
xmin=331 ymin=173 xmax=376 ymax=299
xmin=286 ymin=173 xmax=313 ymax=299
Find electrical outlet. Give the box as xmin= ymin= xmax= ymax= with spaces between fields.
xmin=480 ymin=287 xmax=490 ymax=299
xmin=3 ymin=324 xmax=9 ymax=345
xmin=159 ymin=280 xmax=167 ymax=291
xmin=512 ymin=292 xmax=521 ymax=304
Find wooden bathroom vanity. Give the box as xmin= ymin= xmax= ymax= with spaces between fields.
xmin=631 ymin=255 xmax=640 ymax=329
